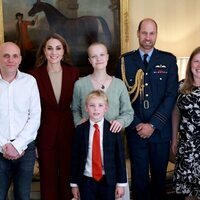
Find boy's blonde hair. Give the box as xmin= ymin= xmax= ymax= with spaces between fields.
xmin=85 ymin=90 xmax=108 ymax=105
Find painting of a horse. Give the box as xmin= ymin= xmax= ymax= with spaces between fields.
xmin=28 ymin=0 xmax=112 ymax=66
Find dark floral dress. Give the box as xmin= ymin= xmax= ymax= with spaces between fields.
xmin=173 ymin=86 xmax=200 ymax=198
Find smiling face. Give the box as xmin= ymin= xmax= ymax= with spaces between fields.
xmin=85 ymin=95 xmax=108 ymax=123
xmin=88 ymin=43 xmax=109 ymax=71
xmin=43 ymin=38 xmax=64 ymax=65
xmin=191 ymin=52 xmax=200 ymax=84
xmin=137 ymin=19 xmax=157 ymax=53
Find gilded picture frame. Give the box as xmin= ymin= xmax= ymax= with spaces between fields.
xmin=0 ymin=0 xmax=129 ymax=75
xmin=0 ymin=0 xmax=3 ymax=44
xmin=120 ymin=0 xmax=129 ymax=54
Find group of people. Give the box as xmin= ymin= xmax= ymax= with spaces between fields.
xmin=0 ymin=17 xmax=199 ymax=200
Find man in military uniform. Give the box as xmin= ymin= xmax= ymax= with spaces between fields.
xmin=116 ymin=18 xmax=178 ymax=200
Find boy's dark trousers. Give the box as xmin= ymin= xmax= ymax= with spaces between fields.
xmin=79 ymin=176 xmax=116 ymax=200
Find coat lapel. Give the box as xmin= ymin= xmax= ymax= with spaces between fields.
xmin=103 ymin=120 xmax=110 ymax=162
xmin=84 ymin=121 xmax=90 ymax=156
xmin=40 ymin=66 xmax=58 ymax=105
xmin=59 ymin=66 xmax=67 ymax=106
xmin=135 ymin=50 xmax=143 ymax=67
xmin=148 ymin=49 xmax=159 ymax=71
xmin=40 ymin=65 xmax=71 ymax=107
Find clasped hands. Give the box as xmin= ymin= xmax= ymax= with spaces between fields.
xmin=136 ymin=123 xmax=155 ymax=139
xmin=2 ymin=143 xmax=24 ymax=160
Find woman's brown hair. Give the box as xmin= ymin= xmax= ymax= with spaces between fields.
xmin=180 ymin=46 xmax=200 ymax=94
xmin=35 ymin=33 xmax=72 ymax=68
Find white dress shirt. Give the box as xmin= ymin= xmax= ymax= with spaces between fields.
xmin=0 ymin=70 xmax=41 ymax=154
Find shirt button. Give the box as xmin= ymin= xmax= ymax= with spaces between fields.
xmin=160 ymin=78 xmax=162 ymax=80
xmin=145 ymin=73 xmax=148 ymax=75
xmin=146 ymin=94 xmax=149 ymax=97
xmin=145 ymin=83 xmax=148 ymax=86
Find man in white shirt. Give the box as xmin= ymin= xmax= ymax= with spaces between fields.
xmin=0 ymin=42 xmax=41 ymax=200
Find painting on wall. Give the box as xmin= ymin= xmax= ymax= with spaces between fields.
xmin=1 ymin=0 xmax=124 ymax=76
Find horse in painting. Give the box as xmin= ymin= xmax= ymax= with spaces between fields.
xmin=28 ymin=0 xmax=112 ymax=58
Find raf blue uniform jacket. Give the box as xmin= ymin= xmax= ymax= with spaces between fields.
xmin=70 ymin=119 xmax=127 ymax=186
xmin=116 ymin=48 xmax=178 ymax=143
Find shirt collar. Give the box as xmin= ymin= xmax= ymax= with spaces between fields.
xmin=0 ymin=70 xmax=22 ymax=81
xmin=139 ymin=48 xmax=154 ymax=61
xmin=89 ymin=118 xmax=104 ymax=127
xmin=15 ymin=70 xmax=23 ymax=79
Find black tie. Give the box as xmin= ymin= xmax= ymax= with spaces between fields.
xmin=143 ymin=54 xmax=148 ymax=69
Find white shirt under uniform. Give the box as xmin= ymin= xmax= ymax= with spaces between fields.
xmin=0 ymin=70 xmax=41 ymax=154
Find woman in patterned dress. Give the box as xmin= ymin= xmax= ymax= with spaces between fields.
xmin=171 ymin=46 xmax=200 ymax=200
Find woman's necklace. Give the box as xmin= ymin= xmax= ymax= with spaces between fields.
xmin=91 ymin=75 xmax=108 ymax=90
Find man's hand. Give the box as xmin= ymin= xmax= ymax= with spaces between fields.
xmin=136 ymin=123 xmax=155 ymax=139
xmin=2 ymin=143 xmax=24 ymax=160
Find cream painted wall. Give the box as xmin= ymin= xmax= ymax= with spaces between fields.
xmin=129 ymin=0 xmax=200 ymax=57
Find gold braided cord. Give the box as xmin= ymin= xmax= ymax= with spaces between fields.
xmin=121 ymin=57 xmax=144 ymax=103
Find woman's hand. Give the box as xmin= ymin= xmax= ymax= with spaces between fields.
xmin=171 ymin=139 xmax=178 ymax=155
xmin=110 ymin=120 xmax=123 ymax=133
